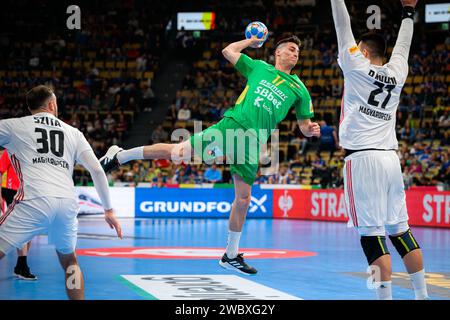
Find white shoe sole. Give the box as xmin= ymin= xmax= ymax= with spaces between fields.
xmin=218 ymin=260 xmax=255 ymax=276
xmin=14 ymin=272 xmax=38 ymax=281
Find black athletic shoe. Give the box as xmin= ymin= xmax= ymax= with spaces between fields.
xmin=219 ymin=253 xmax=257 ymax=275
xmin=99 ymin=145 xmax=123 ymax=173
xmin=14 ymin=266 xmax=37 ymax=281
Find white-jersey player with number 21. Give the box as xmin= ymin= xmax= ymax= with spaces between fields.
xmin=0 ymin=85 xmax=123 ymax=300
xmin=331 ymin=0 xmax=429 ymax=300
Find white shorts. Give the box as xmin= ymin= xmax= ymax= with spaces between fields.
xmin=343 ymin=150 xmax=409 ymax=234
xmin=0 ymin=197 xmax=79 ymax=255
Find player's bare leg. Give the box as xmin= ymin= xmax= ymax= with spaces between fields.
xmin=17 ymin=245 xmax=28 ymax=256
xmin=371 ymin=255 xmax=392 ymax=282
xmin=229 ymin=174 xmax=251 ymax=233
xmin=219 ymin=174 xmax=257 ymax=275
xmin=100 ymin=140 xmax=192 ymax=172
xmin=57 ymin=251 xmax=85 ymax=300
xmin=389 ymin=230 xmax=429 ymax=299
xmin=16 ymin=240 xmax=32 ymax=256
xmin=360 ymin=234 xmax=393 ymax=299
xmin=402 ymin=249 xmax=423 ymax=273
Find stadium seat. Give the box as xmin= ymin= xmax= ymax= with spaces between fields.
xmin=413 ymin=75 xmax=424 ymax=84
xmin=403 ymin=86 xmax=413 ymax=95
xmin=87 ymin=51 xmax=96 ymax=59
xmin=303 ymin=59 xmax=313 ymax=67
xmin=317 ymin=79 xmax=326 ymax=87
xmin=110 ymin=71 xmax=121 ymax=78
xmin=301 ymin=69 xmax=312 ymax=78
xmin=203 ymin=51 xmax=212 ymax=59
xmin=414 ymin=86 xmax=423 ymax=94
xmin=127 ymin=61 xmax=137 ymax=69
xmin=324 ymin=68 xmax=333 ymax=78
xmin=313 ymin=69 xmax=322 ymax=78
xmin=143 ymin=71 xmax=154 ymax=79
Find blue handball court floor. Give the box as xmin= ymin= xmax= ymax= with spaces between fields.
xmin=0 ymin=218 xmax=449 ymax=300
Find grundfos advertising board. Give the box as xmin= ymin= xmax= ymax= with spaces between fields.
xmin=134 ymin=186 xmax=272 ymax=219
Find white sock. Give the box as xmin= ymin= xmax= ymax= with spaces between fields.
xmin=375 ymin=281 xmax=392 ymax=300
xmin=410 ymin=269 xmax=429 ymax=300
xmin=117 ymin=147 xmax=144 ymax=164
xmin=225 ymin=230 xmax=241 ymax=259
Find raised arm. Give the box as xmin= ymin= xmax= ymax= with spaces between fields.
xmin=330 ymin=0 xmax=357 ymax=52
xmin=222 ymin=38 xmax=262 ymax=65
xmin=389 ymin=1 xmax=417 ymax=69
xmin=78 ymin=149 xmax=122 ymax=239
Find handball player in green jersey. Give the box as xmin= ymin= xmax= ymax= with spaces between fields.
xmin=100 ymin=34 xmax=320 ymax=275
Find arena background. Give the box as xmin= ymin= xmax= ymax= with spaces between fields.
xmin=0 ymin=0 xmax=449 ymax=301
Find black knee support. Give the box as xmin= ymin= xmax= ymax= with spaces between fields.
xmin=389 ymin=229 xmax=420 ymax=258
xmin=360 ymin=236 xmax=390 ymax=265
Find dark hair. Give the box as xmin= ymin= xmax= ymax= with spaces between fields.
xmin=359 ymin=32 xmax=386 ymax=58
xmin=26 ymin=85 xmax=54 ymax=110
xmin=275 ymin=35 xmax=302 ymax=51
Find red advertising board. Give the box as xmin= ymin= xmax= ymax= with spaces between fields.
xmin=273 ymin=189 xmax=348 ymax=222
xmin=273 ymin=189 xmax=450 ymax=228
xmin=406 ymin=190 xmax=450 ymax=228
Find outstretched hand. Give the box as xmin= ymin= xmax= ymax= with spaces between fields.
xmin=105 ymin=209 xmax=123 ymax=239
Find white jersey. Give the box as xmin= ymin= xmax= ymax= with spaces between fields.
xmin=331 ymin=0 xmax=413 ymax=151
xmin=0 ymin=112 xmax=93 ymax=201
xmin=338 ymin=47 xmax=408 ymax=150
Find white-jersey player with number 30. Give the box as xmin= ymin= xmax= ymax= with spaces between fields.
xmin=331 ymin=0 xmax=429 ymax=300
xmin=0 ymin=85 xmax=123 ymax=300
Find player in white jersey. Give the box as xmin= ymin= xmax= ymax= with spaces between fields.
xmin=0 ymin=85 xmax=123 ymax=300
xmin=331 ymin=0 xmax=428 ymax=300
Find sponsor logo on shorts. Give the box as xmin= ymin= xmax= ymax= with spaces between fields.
xmin=119 ymin=275 xmax=301 ymax=300
xmin=76 ymin=247 xmax=317 ymax=259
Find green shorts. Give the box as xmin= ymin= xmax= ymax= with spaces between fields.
xmin=189 ymin=117 xmax=260 ymax=186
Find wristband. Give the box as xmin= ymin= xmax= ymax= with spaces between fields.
xmin=402 ymin=6 xmax=415 ymax=20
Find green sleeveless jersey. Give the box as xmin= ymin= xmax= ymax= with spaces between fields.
xmin=223 ymin=53 xmax=314 ymax=141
